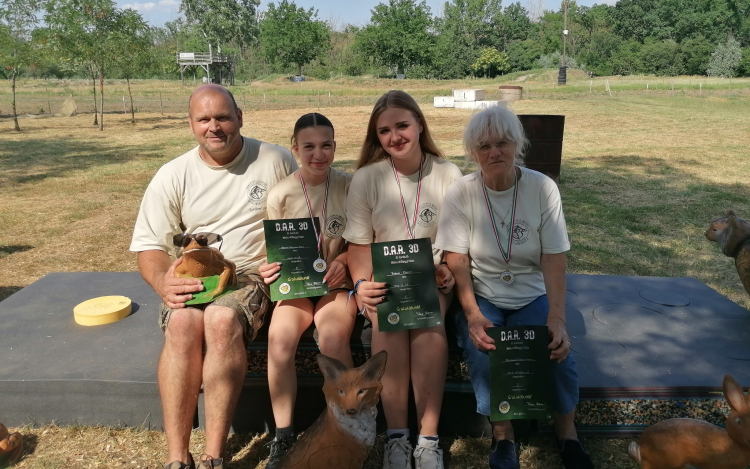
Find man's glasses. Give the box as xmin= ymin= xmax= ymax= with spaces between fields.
xmin=173 ymin=232 xmax=223 ymax=250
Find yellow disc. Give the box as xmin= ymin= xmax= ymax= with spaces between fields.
xmin=74 ymin=296 xmax=132 ymax=326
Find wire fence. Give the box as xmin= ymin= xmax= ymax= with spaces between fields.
xmin=2 ymin=80 xmax=748 ymax=117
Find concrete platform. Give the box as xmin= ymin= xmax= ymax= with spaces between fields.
xmin=1 ymin=272 xmax=748 ymax=436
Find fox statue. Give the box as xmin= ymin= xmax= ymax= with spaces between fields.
xmin=277 ymin=351 xmax=388 ymax=469
xmin=0 ymin=422 xmax=23 ymax=466
xmin=705 ymin=210 xmax=750 ymax=296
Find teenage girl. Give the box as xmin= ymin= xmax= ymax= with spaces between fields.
xmin=260 ymin=113 xmax=355 ymax=469
xmin=343 ymin=91 xmax=462 ymax=469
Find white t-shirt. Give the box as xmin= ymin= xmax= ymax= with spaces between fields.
xmin=130 ymin=137 xmax=298 ymax=275
xmin=344 ymin=155 xmax=463 ymax=264
xmin=267 ymin=168 xmax=353 ymax=289
xmin=434 ymin=167 xmax=570 ymax=309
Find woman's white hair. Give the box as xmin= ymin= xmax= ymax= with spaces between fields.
xmin=463 ymin=106 xmax=529 ymax=164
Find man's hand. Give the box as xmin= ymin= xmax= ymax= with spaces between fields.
xmin=157 ymin=257 xmax=204 ymax=309
xmin=435 ymin=264 xmax=455 ymax=293
xmin=259 ymin=261 xmax=281 ymax=285
xmin=547 ymin=315 xmax=570 ymax=363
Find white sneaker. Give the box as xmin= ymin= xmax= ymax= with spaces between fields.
xmin=383 ymin=435 xmax=413 ymax=469
xmin=413 ymin=439 xmax=444 ymax=469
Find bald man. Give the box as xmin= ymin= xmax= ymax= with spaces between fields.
xmin=130 ymin=84 xmax=297 ymax=469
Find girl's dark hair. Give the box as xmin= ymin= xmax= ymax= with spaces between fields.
xmin=357 ymin=90 xmax=444 ymax=169
xmin=291 ymin=112 xmax=335 ymax=145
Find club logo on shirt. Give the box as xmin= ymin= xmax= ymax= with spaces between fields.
xmin=511 ymin=220 xmax=530 ymax=245
xmin=325 ymin=214 xmax=345 ymax=238
xmin=246 ymin=181 xmax=268 ymax=205
xmin=417 ymin=203 xmax=439 ymax=228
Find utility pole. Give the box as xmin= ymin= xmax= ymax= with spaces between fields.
xmin=559 ymin=0 xmax=569 ymax=85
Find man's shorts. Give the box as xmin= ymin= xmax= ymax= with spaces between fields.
xmin=159 ymin=272 xmax=270 ymax=343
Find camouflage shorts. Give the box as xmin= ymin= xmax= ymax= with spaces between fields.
xmin=158 ymin=272 xmax=270 ymax=343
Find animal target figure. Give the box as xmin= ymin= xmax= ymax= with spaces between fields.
xmin=628 ymin=374 xmax=750 ymax=469
xmin=706 ymin=210 xmax=750 ymax=296
xmin=276 ymin=351 xmax=388 ymax=469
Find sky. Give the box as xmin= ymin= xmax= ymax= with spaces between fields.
xmin=118 ymin=0 xmax=616 ymax=30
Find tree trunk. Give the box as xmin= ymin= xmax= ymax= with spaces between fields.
xmin=99 ymin=72 xmax=104 ymax=131
xmin=298 ymin=64 xmax=302 ymax=76
xmin=91 ymin=71 xmax=98 ymax=126
xmin=127 ymin=77 xmax=135 ymax=124
xmin=11 ymin=69 xmax=21 ymax=131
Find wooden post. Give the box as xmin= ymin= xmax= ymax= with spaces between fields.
xmin=700 ymin=83 xmax=702 ymax=95
xmin=263 ymin=94 xmax=266 ymax=109
xmin=589 ymin=80 xmax=592 ymax=94
xmin=318 ymin=91 xmax=320 ymax=109
xmin=159 ymin=92 xmax=164 ymax=115
xmin=328 ymin=91 xmax=331 ymax=105
xmin=122 ymin=96 xmax=127 ymax=113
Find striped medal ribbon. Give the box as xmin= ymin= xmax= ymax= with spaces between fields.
xmin=390 ymin=155 xmax=424 ymax=240
xmin=299 ymin=168 xmax=330 ymax=273
xmin=480 ymin=169 xmax=519 ymax=285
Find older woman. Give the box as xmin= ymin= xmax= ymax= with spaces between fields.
xmin=434 ymin=107 xmax=594 ymax=469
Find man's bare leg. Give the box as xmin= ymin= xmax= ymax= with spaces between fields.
xmin=201 ymin=305 xmax=247 ymax=459
xmin=159 ymin=308 xmax=205 ymax=464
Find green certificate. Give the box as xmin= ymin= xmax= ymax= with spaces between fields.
xmin=488 ymin=326 xmax=554 ymax=421
xmin=264 ymin=217 xmax=328 ymax=302
xmin=370 ymin=238 xmax=441 ymax=332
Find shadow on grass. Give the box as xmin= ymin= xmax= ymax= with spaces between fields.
xmin=0 ymin=245 xmax=33 ymax=260
xmin=0 ymin=138 xmax=170 ymax=186
xmin=15 ymin=433 xmax=39 ymax=465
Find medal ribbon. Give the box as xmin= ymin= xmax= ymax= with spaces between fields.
xmin=390 ymin=156 xmax=424 ymax=240
xmin=481 ymin=169 xmax=518 ymax=264
xmin=299 ymin=168 xmax=330 ymax=257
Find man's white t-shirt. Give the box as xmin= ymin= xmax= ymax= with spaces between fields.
xmin=434 ymin=167 xmax=570 ymax=309
xmin=344 ymin=155 xmax=463 ymax=264
xmin=130 ymin=137 xmax=298 ymax=275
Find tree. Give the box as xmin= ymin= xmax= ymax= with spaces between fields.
xmin=639 ymin=38 xmax=683 ymax=75
xmin=180 ymin=0 xmax=259 ymax=50
xmin=706 ymin=35 xmax=742 ymax=77
xmin=0 ymin=0 xmax=40 ymax=131
xmin=471 ymin=47 xmax=509 ymax=77
xmin=354 ymin=0 xmax=434 ymax=75
xmin=110 ymin=9 xmax=151 ymax=123
xmin=680 ymin=35 xmax=712 ymax=75
xmin=260 ymin=0 xmax=330 ymax=76
xmin=507 ymin=38 xmax=542 ymax=72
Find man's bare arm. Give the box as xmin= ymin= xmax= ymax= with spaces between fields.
xmin=137 ymin=250 xmax=203 ymax=309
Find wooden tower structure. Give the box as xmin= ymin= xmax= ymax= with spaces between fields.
xmin=177 ymin=47 xmax=236 ymax=86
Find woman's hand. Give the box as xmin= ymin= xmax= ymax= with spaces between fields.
xmin=323 ymin=257 xmax=346 ymax=287
xmin=355 ymin=280 xmax=388 ymax=316
xmin=547 ymin=315 xmax=570 ymax=363
xmin=435 ymin=263 xmax=455 ymax=293
xmin=468 ymin=313 xmax=496 ymax=352
xmin=258 ymin=261 xmax=281 ymax=285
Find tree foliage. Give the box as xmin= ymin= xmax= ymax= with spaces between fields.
xmin=354 ymin=0 xmax=434 ymax=75
xmin=472 ymin=47 xmax=509 ymax=77
xmin=0 ymin=0 xmax=40 ymax=130
xmin=180 ymin=0 xmax=259 ymax=49
xmin=260 ymin=0 xmax=330 ymax=76
xmin=706 ymin=35 xmax=742 ymax=77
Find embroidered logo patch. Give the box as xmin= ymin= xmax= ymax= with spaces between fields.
xmin=417 ymin=203 xmax=438 ymax=228
xmin=511 ymin=220 xmax=530 ymax=245
xmin=246 ymin=181 xmax=268 ymax=205
xmin=325 ymin=214 xmax=345 ymax=238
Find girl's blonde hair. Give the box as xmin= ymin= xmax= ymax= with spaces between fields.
xmin=357 ymin=90 xmax=443 ymax=169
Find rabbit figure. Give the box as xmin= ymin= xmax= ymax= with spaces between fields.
xmin=628 ymin=375 xmax=750 ymax=469
xmin=705 ymin=210 xmax=750 ymax=296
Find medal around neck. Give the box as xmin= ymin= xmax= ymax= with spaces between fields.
xmin=264 ymin=217 xmax=329 ymax=302
xmin=500 ymin=270 xmax=515 ymax=285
